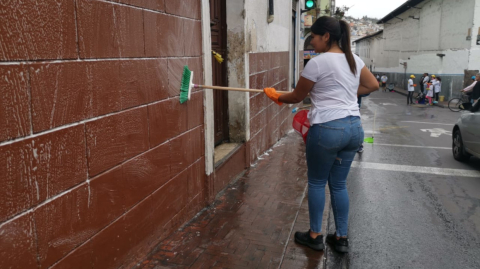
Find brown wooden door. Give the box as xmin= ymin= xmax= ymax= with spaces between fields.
xmin=210 ymin=0 xmax=229 ymax=146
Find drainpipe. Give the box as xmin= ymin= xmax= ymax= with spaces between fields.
xmin=268 ymin=0 xmax=274 ymax=23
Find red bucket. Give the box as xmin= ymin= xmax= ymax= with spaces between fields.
xmin=292 ymin=110 xmax=310 ymax=143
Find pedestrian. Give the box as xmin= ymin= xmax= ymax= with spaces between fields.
xmin=462 ymin=73 xmax=480 ymax=104
xmin=408 ymin=75 xmax=415 ymax=105
xmin=426 ymin=82 xmax=434 ymax=105
xmin=423 ymin=73 xmax=430 ymax=86
xmin=461 ymin=75 xmax=478 ymax=104
xmin=423 ymin=73 xmax=430 ymax=96
xmin=357 ymin=93 xmax=369 ymax=153
xmin=432 ymin=76 xmax=441 ymax=103
xmin=381 ymin=74 xmax=388 ymax=92
xmin=419 ymin=73 xmax=426 ymax=93
xmin=263 ymin=16 xmax=379 ymax=253
xmin=430 ymin=75 xmax=437 ymax=102
xmin=376 ymin=74 xmax=380 ymax=82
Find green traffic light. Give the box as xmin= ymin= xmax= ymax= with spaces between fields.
xmin=306 ymin=0 xmax=314 ymax=8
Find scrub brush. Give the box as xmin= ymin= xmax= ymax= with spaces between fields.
xmin=179 ymin=65 xmax=289 ymax=104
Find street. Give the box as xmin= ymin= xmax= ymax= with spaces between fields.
xmin=326 ymin=91 xmax=480 ymax=268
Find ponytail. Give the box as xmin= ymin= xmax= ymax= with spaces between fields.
xmin=339 ymin=20 xmax=356 ymax=76
xmin=311 ymin=16 xmax=357 ymax=76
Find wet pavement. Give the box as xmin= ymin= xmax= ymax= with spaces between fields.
xmin=136 ymin=133 xmax=331 ymax=269
xmin=336 ymin=91 xmax=480 ymax=269
xmin=136 ymin=90 xmax=480 ymax=269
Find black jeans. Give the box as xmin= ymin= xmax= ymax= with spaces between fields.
xmin=407 ymin=91 xmax=414 ymax=104
xmin=435 ymin=92 xmax=439 ymax=102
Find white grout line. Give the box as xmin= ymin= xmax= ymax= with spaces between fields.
xmin=400 ymin=121 xmax=455 ymax=126
xmin=0 ymin=56 xmax=200 ymax=65
xmin=367 ymin=143 xmax=451 ymax=150
xmin=351 ymin=161 xmax=480 ymax=178
xmin=96 ymin=0 xmax=201 ymax=21
xmin=0 ymin=98 xmax=183 ymax=147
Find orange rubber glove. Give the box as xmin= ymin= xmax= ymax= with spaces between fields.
xmin=264 ymin=87 xmax=283 ymax=105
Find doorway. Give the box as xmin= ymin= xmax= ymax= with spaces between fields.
xmin=210 ymin=0 xmax=229 ymax=146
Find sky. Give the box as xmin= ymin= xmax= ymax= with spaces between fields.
xmin=335 ymin=0 xmax=408 ymax=19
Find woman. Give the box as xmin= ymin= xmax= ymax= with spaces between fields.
xmin=263 ymin=16 xmax=379 ymax=253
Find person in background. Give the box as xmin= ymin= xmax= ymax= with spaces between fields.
xmin=423 ymin=73 xmax=430 ymax=88
xmin=356 ymin=93 xmax=370 ymax=153
xmin=381 ymin=74 xmax=388 ymax=92
xmin=376 ymin=74 xmax=380 ymax=83
xmin=461 ymin=75 xmax=479 ymax=104
xmin=407 ymin=75 xmax=415 ymax=105
xmin=426 ymin=81 xmax=434 ymax=105
xmin=432 ymin=76 xmax=441 ymax=103
xmin=430 ymin=75 xmax=437 ymax=102
xmin=419 ymin=73 xmax=426 ymax=93
xmin=462 ymin=74 xmax=480 ymax=104
xmin=423 ymin=73 xmax=430 ymax=97
xmin=263 ymin=16 xmax=379 ymax=253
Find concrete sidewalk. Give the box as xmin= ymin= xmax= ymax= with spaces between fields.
xmin=136 ymin=132 xmax=332 ymax=269
xmin=392 ymin=87 xmax=448 ymax=108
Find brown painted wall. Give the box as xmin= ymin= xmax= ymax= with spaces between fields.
xmin=248 ymin=52 xmax=295 ymax=164
xmin=0 ymin=1 xmax=206 ymax=269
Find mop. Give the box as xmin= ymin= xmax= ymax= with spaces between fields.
xmin=179 ymin=66 xmax=290 ymax=104
xmin=364 ymin=108 xmax=376 ymax=144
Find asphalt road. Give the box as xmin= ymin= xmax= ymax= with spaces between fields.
xmin=326 ymin=91 xmax=480 ymax=269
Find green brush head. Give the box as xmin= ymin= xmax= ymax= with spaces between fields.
xmin=180 ymin=66 xmax=193 ymax=104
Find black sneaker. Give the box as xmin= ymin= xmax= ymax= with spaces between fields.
xmin=326 ymin=233 xmax=349 ymax=253
xmin=294 ymin=230 xmax=325 ymax=251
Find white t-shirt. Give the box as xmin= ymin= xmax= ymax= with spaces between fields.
xmin=301 ymin=52 xmax=364 ymax=124
xmin=408 ymin=79 xmax=414 ymax=92
xmin=381 ymin=76 xmax=388 ymax=83
xmin=423 ymin=76 xmax=429 ymax=83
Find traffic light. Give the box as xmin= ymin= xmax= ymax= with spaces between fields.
xmin=305 ymin=0 xmax=315 ymax=10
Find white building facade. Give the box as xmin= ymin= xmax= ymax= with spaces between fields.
xmin=355 ymin=0 xmax=480 ymax=99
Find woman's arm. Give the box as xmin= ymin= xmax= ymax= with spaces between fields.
xmin=358 ymin=66 xmax=380 ymax=96
xmin=462 ymin=81 xmax=476 ymax=92
xmin=278 ymin=77 xmax=315 ymax=104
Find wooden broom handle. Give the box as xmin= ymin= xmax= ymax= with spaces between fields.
xmin=195 ymin=85 xmax=290 ymax=94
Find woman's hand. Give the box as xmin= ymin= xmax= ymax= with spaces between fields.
xmin=264 ymin=88 xmax=283 ymax=105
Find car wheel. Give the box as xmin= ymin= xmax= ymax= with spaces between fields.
xmin=452 ymin=130 xmax=470 ymax=162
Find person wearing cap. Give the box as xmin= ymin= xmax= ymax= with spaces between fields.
xmin=461 ymin=74 xmax=479 ymax=104
xmin=408 ymin=75 xmax=415 ymax=105
xmin=462 ymin=73 xmax=480 ymax=104
xmin=263 ymin=16 xmax=379 ymax=253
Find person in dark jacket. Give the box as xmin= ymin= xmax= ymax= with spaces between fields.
xmin=462 ymin=74 xmax=480 ymax=104
xmin=419 ymin=74 xmax=426 ymax=93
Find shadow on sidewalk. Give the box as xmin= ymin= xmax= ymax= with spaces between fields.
xmin=135 ymin=132 xmax=333 ymax=269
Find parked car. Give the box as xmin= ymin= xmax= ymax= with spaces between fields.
xmin=452 ymin=100 xmax=480 ymax=162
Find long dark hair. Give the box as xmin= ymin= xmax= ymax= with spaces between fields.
xmin=311 ymin=16 xmax=356 ymax=75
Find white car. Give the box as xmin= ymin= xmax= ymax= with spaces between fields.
xmin=452 ymin=101 xmax=480 ymax=162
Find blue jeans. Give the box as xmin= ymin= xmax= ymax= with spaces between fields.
xmin=306 ymin=116 xmax=364 ymax=237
